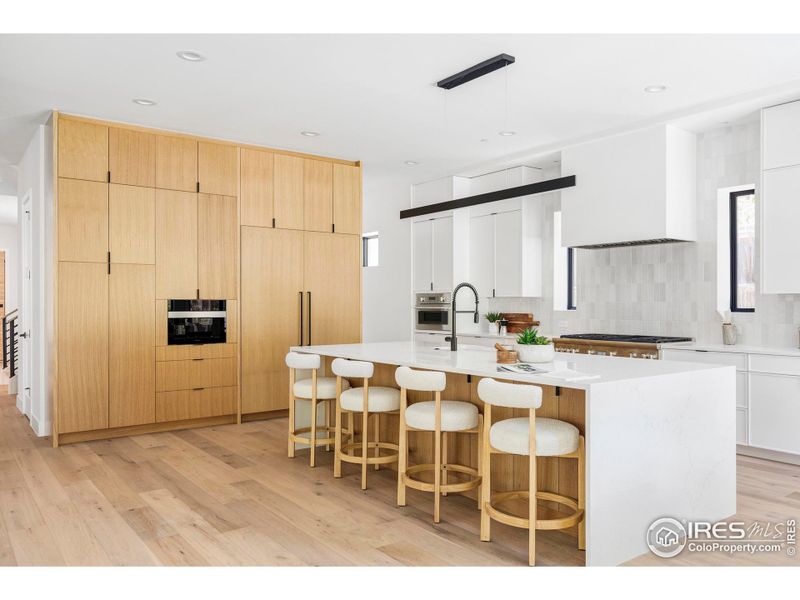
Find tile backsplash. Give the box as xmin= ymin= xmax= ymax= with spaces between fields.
xmin=489 ymin=120 xmax=800 ymax=349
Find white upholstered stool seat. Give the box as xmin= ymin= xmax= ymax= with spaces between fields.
xmin=405 ymin=400 xmax=479 ymax=432
xmin=490 ymin=417 xmax=579 ymax=457
xmin=293 ymin=376 xmax=349 ymax=400
xmin=340 ymin=386 xmax=400 ymax=413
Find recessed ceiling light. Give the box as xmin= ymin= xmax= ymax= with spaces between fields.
xmin=300 ymin=131 xmax=320 ymax=137
xmin=498 ymin=130 xmax=516 ymax=136
xmin=404 ymin=161 xmax=419 ymax=166
xmin=479 ymin=138 xmax=488 ymax=143
xmin=644 ymin=85 xmax=667 ymax=93
xmin=132 ymin=98 xmax=157 ymax=106
xmin=177 ymin=51 xmax=206 ymax=62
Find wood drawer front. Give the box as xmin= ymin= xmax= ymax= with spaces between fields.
xmin=748 ymin=354 xmax=800 ymax=376
xmin=156 ymin=344 xmax=237 ymax=362
xmin=749 ymin=373 xmax=800 ymax=454
xmin=156 ymin=357 xmax=237 ymax=392
xmin=660 ymin=349 xmax=746 ymax=370
xmin=156 ymin=386 xmax=237 ymax=422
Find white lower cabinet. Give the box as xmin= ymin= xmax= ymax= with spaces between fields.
xmin=749 ymin=372 xmax=800 ymax=455
xmin=736 ymin=409 xmax=748 ymax=445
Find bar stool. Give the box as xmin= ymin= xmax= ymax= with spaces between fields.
xmin=477 ymin=378 xmax=585 ymax=566
xmin=395 ymin=366 xmax=482 ymax=523
xmin=332 ymin=358 xmax=400 ymax=490
xmin=286 ymin=352 xmax=350 ymax=467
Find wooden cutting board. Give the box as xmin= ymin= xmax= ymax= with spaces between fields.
xmin=502 ymin=313 xmax=540 ymax=334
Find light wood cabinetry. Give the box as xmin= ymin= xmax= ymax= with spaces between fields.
xmin=198 ymin=193 xmax=238 ymax=298
xmin=57 ymin=262 xmax=109 ymax=433
xmin=333 ymin=163 xmax=361 ymax=234
xmin=155 ymin=135 xmax=197 ymax=192
xmin=274 ymin=154 xmax=304 ymax=230
xmin=58 ymin=118 xmax=108 ymax=182
xmin=109 ymin=127 xmax=156 ymax=187
xmin=155 ymin=189 xmax=198 ymax=299
xmin=304 ymin=232 xmax=361 ymax=346
xmin=54 ymin=112 xmax=359 ymax=442
xmin=109 ymin=185 xmax=155 ymax=264
xmin=58 ymin=178 xmax=108 ymax=263
xmin=304 ymin=159 xmax=333 ymax=232
xmin=198 ymin=142 xmax=238 ymax=196
xmin=241 ymin=227 xmax=304 ymax=414
xmin=241 ymin=148 xmax=274 ymax=227
xmin=109 ymin=264 xmax=155 ymax=427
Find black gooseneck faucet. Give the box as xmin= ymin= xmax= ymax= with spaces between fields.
xmin=450 ymin=282 xmax=480 ymax=351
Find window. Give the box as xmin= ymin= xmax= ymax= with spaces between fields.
xmin=567 ymin=247 xmax=577 ymax=310
xmin=362 ymin=232 xmax=379 ymax=267
xmin=553 ymin=211 xmax=576 ymax=311
xmin=729 ymin=190 xmax=755 ymax=312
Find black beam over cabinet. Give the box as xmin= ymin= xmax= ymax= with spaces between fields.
xmin=399 ymin=175 xmax=576 ymax=220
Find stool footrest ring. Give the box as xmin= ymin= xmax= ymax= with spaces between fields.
xmin=484 ymin=490 xmax=583 ymax=531
xmin=339 ymin=441 xmax=400 ymax=465
xmin=402 ymin=463 xmax=482 ymax=494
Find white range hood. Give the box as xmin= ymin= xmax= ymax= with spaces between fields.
xmin=560 ymin=124 xmax=697 ymax=249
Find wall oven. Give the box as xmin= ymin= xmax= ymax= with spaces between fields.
xmin=415 ymin=292 xmax=452 ymax=332
xmin=167 ymin=300 xmax=227 ymax=345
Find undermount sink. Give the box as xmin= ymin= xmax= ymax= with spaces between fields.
xmin=433 ymin=344 xmax=489 ymax=351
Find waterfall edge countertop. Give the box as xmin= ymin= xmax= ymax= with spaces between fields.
xmin=291 ymin=340 xmax=737 ymax=566
xmin=290 ymin=340 xmax=729 ymax=391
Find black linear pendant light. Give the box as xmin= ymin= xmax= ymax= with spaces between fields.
xmin=437 ymin=53 xmax=516 ymax=90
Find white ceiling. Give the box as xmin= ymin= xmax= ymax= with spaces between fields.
xmin=3 ymin=34 xmax=800 ymax=193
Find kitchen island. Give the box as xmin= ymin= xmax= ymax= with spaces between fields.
xmin=291 ymin=341 xmax=736 ymax=566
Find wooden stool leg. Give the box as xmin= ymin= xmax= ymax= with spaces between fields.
xmin=578 ymin=435 xmax=586 ymax=551
xmin=476 ymin=415 xmax=483 ymax=511
xmin=310 ymin=397 xmax=318 ymax=468
xmin=288 ymin=369 xmax=296 ymax=458
xmin=334 ymin=378 xmax=343 ymax=478
xmin=349 ymin=412 xmax=355 ymax=446
xmin=325 ymin=400 xmax=332 ymax=452
xmin=441 ymin=431 xmax=448 ymax=496
xmin=480 ymin=406 xmax=492 ymax=541
xmin=528 ymin=409 xmax=537 ymax=566
xmin=361 ymin=409 xmax=369 ymax=490
xmin=373 ymin=413 xmax=380 ymax=471
xmin=433 ymin=391 xmax=442 ymax=523
xmin=397 ymin=390 xmax=407 ymax=506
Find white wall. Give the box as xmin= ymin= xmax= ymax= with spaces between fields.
xmin=0 ymin=224 xmax=19 ymax=312
xmin=361 ymin=168 xmax=413 ymax=342
xmin=15 ymin=122 xmax=51 ymax=436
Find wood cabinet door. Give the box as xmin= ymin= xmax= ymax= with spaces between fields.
xmin=240 ymin=148 xmax=274 ymax=227
xmin=58 ymin=178 xmax=108 ymax=263
xmin=274 ymin=154 xmax=304 ymax=230
xmin=333 ymin=163 xmax=361 ymax=235
xmin=155 ymin=190 xmax=198 ymax=299
xmin=303 ymin=159 xmax=333 ymax=232
xmin=155 ymin=135 xmax=197 ymax=192
xmin=109 ymin=127 xmax=156 ymax=187
xmin=58 ymin=118 xmax=108 ymax=182
xmin=109 ymin=184 xmax=155 ymax=264
xmin=198 ymin=141 xmax=238 ymax=196
xmin=198 ymin=194 xmax=238 ymax=299
xmin=109 ymin=264 xmax=155 ymax=427
xmin=304 ymin=232 xmax=361 ymax=346
xmin=57 ymin=262 xmax=108 ymax=433
xmin=241 ymin=227 xmax=304 ymax=413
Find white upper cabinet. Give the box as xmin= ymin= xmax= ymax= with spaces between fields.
xmin=494 ymin=210 xmax=523 ymax=296
xmin=412 ymin=216 xmax=453 ymax=292
xmin=762 ymin=100 xmax=800 ymax=170
xmin=469 ymin=213 xmax=495 ymax=299
xmin=561 ymin=124 xmax=697 ymax=248
xmin=761 ymin=99 xmax=800 ymax=294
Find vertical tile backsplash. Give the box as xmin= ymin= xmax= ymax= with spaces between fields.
xmin=489 ymin=120 xmax=800 ymax=349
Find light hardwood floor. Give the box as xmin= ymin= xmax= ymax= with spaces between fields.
xmin=0 ymin=390 xmax=798 ymax=566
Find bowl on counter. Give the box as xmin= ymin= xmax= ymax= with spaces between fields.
xmin=516 ymin=343 xmax=555 ymax=363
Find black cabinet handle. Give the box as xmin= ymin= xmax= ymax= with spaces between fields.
xmin=299 ymin=291 xmax=304 ymax=346
xmin=307 ymin=291 xmax=312 ymax=346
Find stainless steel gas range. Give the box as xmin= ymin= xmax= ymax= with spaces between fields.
xmin=553 ymin=333 xmax=694 ymax=359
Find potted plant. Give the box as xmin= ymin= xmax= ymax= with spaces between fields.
xmin=485 ymin=312 xmax=504 ymax=334
xmin=515 ymin=328 xmax=555 ymax=363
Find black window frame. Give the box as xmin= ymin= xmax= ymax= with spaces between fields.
xmin=729 ymin=189 xmax=756 ymax=313
xmin=362 ymin=232 xmax=378 ymax=268
xmin=566 ymin=247 xmax=576 ymax=310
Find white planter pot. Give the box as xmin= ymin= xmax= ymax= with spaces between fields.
xmin=489 ymin=322 xmax=500 ymax=334
xmin=516 ymin=343 xmax=555 ymax=363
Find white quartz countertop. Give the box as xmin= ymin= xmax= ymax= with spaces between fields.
xmin=291 ymin=341 xmax=729 ymax=391
xmin=668 ymin=342 xmax=800 ymax=357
